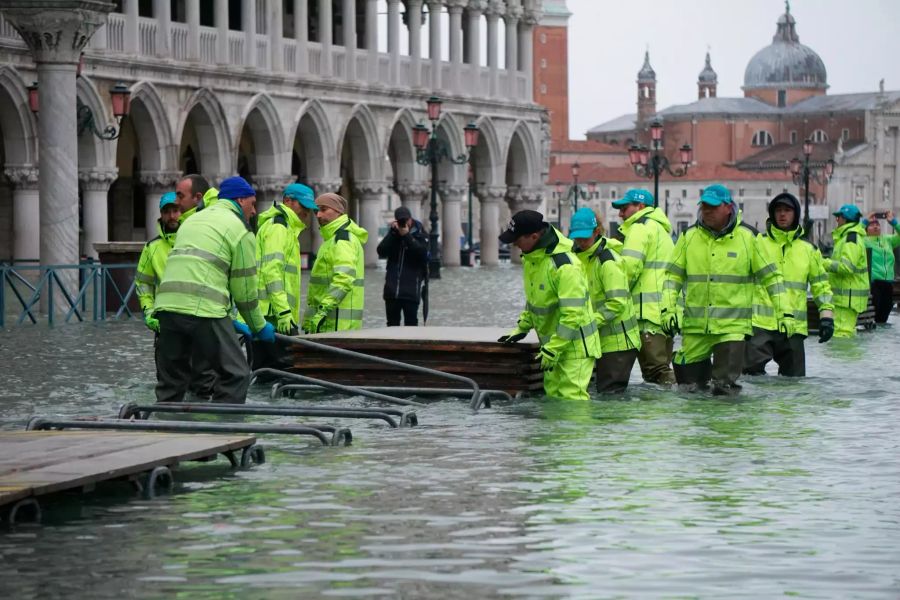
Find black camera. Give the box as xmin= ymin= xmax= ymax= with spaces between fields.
xmin=396 ymin=218 xmax=408 ymax=228
xmin=874 ymin=212 xmax=888 ymax=219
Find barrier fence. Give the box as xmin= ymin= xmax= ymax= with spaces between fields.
xmin=0 ymin=262 xmax=139 ymax=327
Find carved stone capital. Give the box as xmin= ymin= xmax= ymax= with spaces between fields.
xmin=485 ymin=0 xmax=506 ymax=18
xmin=522 ymin=8 xmax=541 ymax=27
xmin=253 ymin=174 xmax=295 ymax=194
xmin=4 ymin=165 xmax=40 ymax=189
xmin=446 ymin=0 xmax=468 ymax=13
xmin=438 ymin=183 xmax=469 ymax=200
xmin=505 ymin=4 xmax=523 ymax=21
xmin=308 ymin=179 xmax=343 ymax=195
xmin=353 ymin=179 xmax=390 ymax=200
xmin=139 ymin=170 xmax=181 ymax=191
xmin=466 ymin=0 xmax=488 ymax=13
xmin=395 ymin=181 xmax=430 ymax=199
xmin=475 ymin=184 xmax=507 ymax=203
xmin=78 ymin=167 xmax=118 ymax=191
xmin=506 ymin=185 xmax=543 ymax=211
xmin=1 ymin=3 xmax=113 ymax=64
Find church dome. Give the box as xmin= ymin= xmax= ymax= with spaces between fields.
xmin=698 ymin=52 xmax=717 ymax=83
xmin=637 ymin=51 xmax=655 ymax=82
xmin=743 ymin=4 xmax=827 ymax=90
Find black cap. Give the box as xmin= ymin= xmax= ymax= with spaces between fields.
xmin=499 ymin=210 xmax=546 ymax=243
xmin=394 ymin=206 xmax=412 ymax=221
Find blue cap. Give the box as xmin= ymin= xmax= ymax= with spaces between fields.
xmin=159 ymin=191 xmax=177 ymax=210
xmin=568 ymin=207 xmax=599 ymax=240
xmin=283 ymin=183 xmax=317 ymax=210
xmin=833 ymin=204 xmax=861 ymax=221
xmin=612 ymin=188 xmax=653 ymax=208
xmin=218 ymin=176 xmax=256 ymax=200
xmin=699 ymin=184 xmax=733 ymax=206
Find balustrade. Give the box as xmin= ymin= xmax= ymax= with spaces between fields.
xmin=138 ymin=17 xmax=156 ymax=56
xmin=199 ymin=27 xmax=217 ymax=63
xmin=170 ymin=22 xmax=188 ymax=60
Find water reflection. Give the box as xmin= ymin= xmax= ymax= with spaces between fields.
xmin=1 ymin=266 xmax=899 ymax=598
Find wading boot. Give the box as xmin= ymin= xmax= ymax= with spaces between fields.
xmin=673 ymin=358 xmax=712 ymax=392
xmin=711 ymin=341 xmax=745 ymax=396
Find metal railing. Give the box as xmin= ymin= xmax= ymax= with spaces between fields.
xmin=0 ymin=262 xmax=139 ymax=327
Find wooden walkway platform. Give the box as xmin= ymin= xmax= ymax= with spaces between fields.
xmin=0 ymin=430 xmax=256 ymax=510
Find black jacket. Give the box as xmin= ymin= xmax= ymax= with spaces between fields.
xmin=376 ymin=220 xmax=428 ymax=301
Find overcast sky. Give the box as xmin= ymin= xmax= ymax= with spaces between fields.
xmin=566 ymin=0 xmax=900 ymax=139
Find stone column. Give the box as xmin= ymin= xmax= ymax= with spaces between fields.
xmin=4 ymin=166 xmax=40 ymax=262
xmin=342 ymin=0 xmax=356 ymax=80
xmin=269 ymin=0 xmax=284 ymax=71
xmin=254 ymin=174 xmax=295 ymax=212
xmin=506 ymin=185 xmax=542 ymax=263
xmin=319 ymin=0 xmax=333 ymax=76
xmin=294 ymin=0 xmax=309 ymax=73
xmin=78 ymin=168 xmax=118 ymax=258
xmin=308 ymin=178 xmax=343 ymax=252
xmin=476 ymin=184 xmax=505 ymax=266
xmin=466 ymin=1 xmax=484 ymax=73
xmin=427 ymin=0 xmax=441 ymax=90
xmin=519 ymin=8 xmax=538 ymax=102
xmin=153 ymin=0 xmax=171 ymax=57
xmin=387 ymin=0 xmax=401 ymax=85
xmin=243 ymin=0 xmax=257 ymax=67
xmin=439 ymin=183 xmax=466 ymax=266
xmin=447 ymin=0 xmax=465 ymax=94
xmin=140 ymin=171 xmax=180 ymax=240
xmin=187 ymin=0 xmax=201 ymax=60
xmin=216 ymin=0 xmax=229 ymax=63
xmin=408 ymin=0 xmax=422 ymax=88
xmin=504 ymin=3 xmax=520 ymax=98
xmin=354 ymin=180 xmax=388 ymax=266
xmin=893 ymin=128 xmax=900 ymax=212
xmin=485 ymin=0 xmax=503 ymax=98
xmin=1 ymin=3 xmax=111 ymax=305
xmin=365 ymin=0 xmax=378 ymax=83
xmin=396 ymin=182 xmax=429 ymax=222
xmin=124 ymin=0 xmax=138 ymax=54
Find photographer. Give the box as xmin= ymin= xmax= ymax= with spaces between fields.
xmin=863 ymin=210 xmax=900 ymax=323
xmin=377 ymin=206 xmax=428 ymax=326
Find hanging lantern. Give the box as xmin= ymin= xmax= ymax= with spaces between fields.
xmin=109 ymin=83 xmax=131 ymax=121
xmin=650 ymin=118 xmax=663 ymax=142
xmin=679 ymin=143 xmax=693 ymax=166
xmin=412 ymin=123 xmax=430 ymax=149
xmin=27 ymin=81 xmax=39 ymax=115
xmin=463 ymin=122 xmax=480 ymax=148
xmin=426 ymin=96 xmax=442 ymax=121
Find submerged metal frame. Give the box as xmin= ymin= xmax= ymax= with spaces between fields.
xmin=271 ymin=383 xmax=510 ymax=411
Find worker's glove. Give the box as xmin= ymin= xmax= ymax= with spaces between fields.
xmin=144 ymin=314 xmax=160 ymax=333
xmin=276 ymin=310 xmax=295 ymax=335
xmin=660 ymin=308 xmax=680 ymax=337
xmin=232 ymin=320 xmax=252 ymax=339
xmin=254 ymin=322 xmax=276 ymax=344
xmin=536 ymin=346 xmax=559 ymax=372
xmin=498 ymin=330 xmax=528 ymax=344
xmin=778 ymin=313 xmax=797 ymax=338
xmin=303 ymin=311 xmax=327 ymax=334
xmin=818 ymin=317 xmax=835 ymax=344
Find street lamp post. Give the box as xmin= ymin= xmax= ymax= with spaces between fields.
xmin=628 ymin=119 xmax=693 ymax=214
xmin=554 ymin=163 xmax=594 ymax=230
xmin=789 ymin=139 xmax=836 ymax=242
xmin=412 ymin=96 xmax=479 ymax=279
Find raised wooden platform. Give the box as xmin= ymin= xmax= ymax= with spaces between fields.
xmin=291 ymin=326 xmax=543 ymax=393
xmin=0 ymin=431 xmax=255 ymax=509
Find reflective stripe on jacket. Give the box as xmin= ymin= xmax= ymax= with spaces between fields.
xmin=618 ymin=206 xmax=674 ymax=328
xmin=665 ymin=210 xmax=787 ymax=336
xmin=303 ymin=214 xmax=368 ymax=332
xmin=256 ymin=204 xmax=306 ymax=323
xmin=135 ymin=220 xmax=176 ymax=315
xmin=516 ymin=226 xmax=602 ymax=360
xmin=154 ymin=200 xmax=266 ymax=331
xmin=863 ymin=221 xmax=900 ymax=281
xmin=575 ymin=237 xmax=641 ymax=353
xmin=752 ymin=224 xmax=834 ymax=335
xmin=825 ymin=222 xmax=869 ymax=313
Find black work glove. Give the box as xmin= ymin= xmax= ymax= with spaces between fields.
xmin=818 ymin=317 xmax=834 ymax=344
xmin=497 ymin=331 xmax=528 ymax=344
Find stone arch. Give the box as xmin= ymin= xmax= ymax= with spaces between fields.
xmin=385 ymin=107 xmax=419 ymax=187
xmin=337 ymin=103 xmax=382 ymax=182
xmin=235 ymin=92 xmax=287 ymax=178
xmin=0 ymin=65 xmax=37 ymax=166
xmin=176 ymin=88 xmax=231 ymax=178
xmin=290 ymin=98 xmax=334 ymax=182
xmin=503 ymin=120 xmax=539 ymax=188
xmin=471 ymin=115 xmax=501 ymax=187
xmin=127 ymin=81 xmax=176 ymax=172
xmin=76 ymin=76 xmax=116 ymax=170
xmin=434 ymin=112 xmax=468 ymax=185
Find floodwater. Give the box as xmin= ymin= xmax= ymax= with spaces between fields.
xmin=1 ymin=264 xmax=899 ymax=599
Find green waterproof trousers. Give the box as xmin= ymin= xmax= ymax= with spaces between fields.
xmin=544 ymin=356 xmax=596 ymax=401
xmin=833 ymin=305 xmax=859 ymax=338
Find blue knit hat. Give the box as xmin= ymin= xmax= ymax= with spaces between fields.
xmin=612 ymin=188 xmax=653 ymax=208
xmin=699 ymin=184 xmax=733 ymax=206
xmin=218 ymin=176 xmax=255 ymax=200
xmin=283 ymin=183 xmax=317 ymax=210
xmin=158 ymin=191 xmax=177 ymax=210
xmin=568 ymin=207 xmax=599 ymax=240
xmin=833 ymin=204 xmax=861 ymax=221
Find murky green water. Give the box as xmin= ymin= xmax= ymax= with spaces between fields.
xmin=1 ymin=265 xmax=899 ymax=598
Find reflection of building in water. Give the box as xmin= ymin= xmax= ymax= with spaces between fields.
xmin=0 ymin=0 xmax=547 ymax=269
xmin=538 ymin=2 xmax=900 ymax=239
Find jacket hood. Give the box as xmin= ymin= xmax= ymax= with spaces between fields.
xmin=622 ymin=205 xmax=673 ymax=234
xmin=697 ymin=205 xmax=740 ymax=238
xmin=523 ymin=226 xmax=572 ymax=264
xmin=321 ymin=213 xmax=369 ymax=244
xmin=832 ymin=221 xmax=866 ymax=241
xmin=766 ymin=192 xmax=801 ymax=232
xmin=258 ymin=204 xmax=304 ymax=234
xmin=155 ymin=219 xmax=178 ymax=245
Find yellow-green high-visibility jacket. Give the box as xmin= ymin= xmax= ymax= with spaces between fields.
xmin=155 ymin=200 xmax=266 ymax=332
xmin=824 ymin=221 xmax=870 ymax=313
xmin=178 ymin=187 xmax=219 ymax=224
xmin=863 ymin=221 xmax=900 ymax=281
xmin=303 ymin=214 xmax=368 ymax=333
xmin=665 ymin=211 xmax=788 ymax=336
xmin=575 ymin=237 xmax=641 ymax=353
xmin=514 ymin=226 xmax=602 ymax=360
xmin=256 ymin=204 xmax=306 ymax=324
xmin=752 ymin=224 xmax=834 ymax=335
xmin=618 ymin=206 xmax=675 ymax=328
xmin=135 ymin=220 xmax=176 ymax=315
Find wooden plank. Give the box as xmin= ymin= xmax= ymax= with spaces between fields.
xmin=0 ymin=432 xmax=255 ymax=508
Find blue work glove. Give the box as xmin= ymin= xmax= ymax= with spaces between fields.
xmin=778 ymin=313 xmax=797 ymax=338
xmin=660 ymin=308 xmax=680 ymax=337
xmin=232 ymin=320 xmax=252 ymax=338
xmin=818 ymin=317 xmax=834 ymax=343
xmin=498 ymin=330 xmax=528 ymax=344
xmin=144 ymin=314 xmax=160 ymax=333
xmin=254 ymin=322 xmax=276 ymax=343
xmin=536 ymin=346 xmax=559 ymax=371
